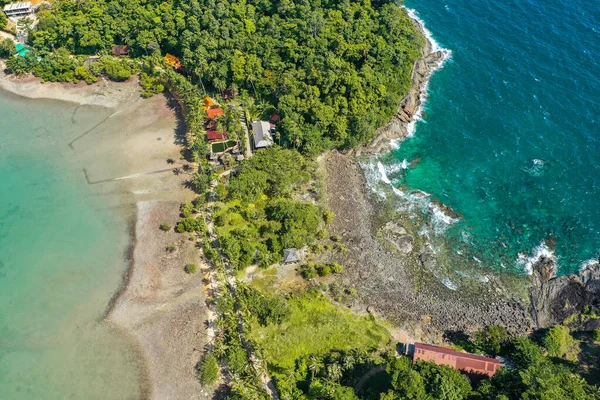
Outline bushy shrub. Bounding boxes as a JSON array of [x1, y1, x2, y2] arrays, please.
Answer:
[[0, 11, 7, 31], [184, 263, 198, 274], [300, 263, 343, 279], [160, 222, 171, 231], [98, 57, 133, 81], [74, 66, 97, 84], [140, 72, 164, 98], [593, 328, 600, 342], [476, 325, 508, 357], [197, 352, 219, 386], [0, 38, 14, 58], [166, 245, 176, 253], [176, 217, 207, 234], [543, 325, 579, 360]]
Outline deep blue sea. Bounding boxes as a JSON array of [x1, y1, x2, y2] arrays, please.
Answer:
[[378, 0, 600, 275]]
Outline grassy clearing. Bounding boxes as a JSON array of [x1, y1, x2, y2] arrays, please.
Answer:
[[249, 294, 390, 370]]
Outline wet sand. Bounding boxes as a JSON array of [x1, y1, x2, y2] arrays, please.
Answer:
[[1, 71, 213, 399]]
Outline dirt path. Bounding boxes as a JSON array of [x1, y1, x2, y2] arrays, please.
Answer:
[[203, 176, 278, 399]]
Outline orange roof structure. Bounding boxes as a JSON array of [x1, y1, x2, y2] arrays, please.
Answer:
[[207, 108, 224, 118], [164, 53, 182, 69], [203, 96, 214, 111], [413, 343, 501, 377]]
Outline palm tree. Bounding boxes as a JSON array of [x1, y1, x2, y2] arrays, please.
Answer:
[[308, 355, 324, 377], [326, 363, 343, 381], [342, 354, 355, 371]]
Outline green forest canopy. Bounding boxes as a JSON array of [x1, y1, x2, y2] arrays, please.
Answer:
[[29, 0, 425, 152]]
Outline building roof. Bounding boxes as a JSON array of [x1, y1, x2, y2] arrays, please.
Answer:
[[282, 248, 300, 264], [3, 2, 32, 12], [270, 113, 280, 121], [207, 131, 227, 141], [207, 108, 224, 118], [111, 45, 129, 56], [413, 342, 500, 377], [15, 43, 29, 57], [414, 343, 500, 364], [164, 53, 182, 69], [252, 121, 274, 148]]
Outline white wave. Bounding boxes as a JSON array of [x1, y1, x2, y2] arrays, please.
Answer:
[[401, 159, 410, 169], [429, 203, 459, 235], [401, 8, 452, 140], [405, 8, 447, 53], [377, 161, 391, 184], [456, 270, 490, 283], [441, 277, 458, 291], [579, 258, 599, 272], [359, 161, 388, 199], [516, 242, 556, 275]]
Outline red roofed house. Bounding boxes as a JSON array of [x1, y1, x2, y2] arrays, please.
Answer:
[[207, 108, 224, 119], [413, 343, 501, 377], [207, 131, 227, 141]]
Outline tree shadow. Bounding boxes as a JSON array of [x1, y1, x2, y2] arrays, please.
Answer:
[[443, 330, 478, 353], [163, 90, 188, 147]]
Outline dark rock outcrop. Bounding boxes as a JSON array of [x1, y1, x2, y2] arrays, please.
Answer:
[[529, 257, 600, 328]]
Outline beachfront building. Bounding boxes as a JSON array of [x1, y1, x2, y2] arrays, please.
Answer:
[[3, 2, 33, 18], [412, 342, 501, 377], [252, 120, 274, 149]]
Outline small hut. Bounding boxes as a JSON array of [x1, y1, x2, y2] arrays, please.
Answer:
[[111, 45, 129, 56], [282, 248, 300, 264]]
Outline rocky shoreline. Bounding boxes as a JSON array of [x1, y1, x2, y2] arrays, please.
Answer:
[[322, 152, 534, 340], [324, 10, 600, 340]]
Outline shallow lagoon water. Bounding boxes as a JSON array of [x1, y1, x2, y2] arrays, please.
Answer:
[[0, 90, 141, 399], [381, 0, 600, 275]]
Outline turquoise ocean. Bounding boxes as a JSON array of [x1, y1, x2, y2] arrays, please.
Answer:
[[376, 0, 600, 276], [0, 91, 141, 399]]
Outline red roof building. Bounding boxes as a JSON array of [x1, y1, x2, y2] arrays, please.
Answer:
[[207, 131, 227, 141], [413, 343, 501, 377], [207, 108, 224, 119], [270, 113, 280, 122]]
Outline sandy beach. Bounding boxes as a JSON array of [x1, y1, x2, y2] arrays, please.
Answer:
[[0, 72, 213, 399]]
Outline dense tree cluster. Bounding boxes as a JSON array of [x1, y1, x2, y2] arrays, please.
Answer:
[[259, 323, 600, 400], [12, 0, 424, 152], [214, 147, 327, 268]]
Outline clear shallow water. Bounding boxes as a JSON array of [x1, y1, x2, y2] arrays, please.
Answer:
[[0, 91, 141, 399], [381, 0, 600, 275]]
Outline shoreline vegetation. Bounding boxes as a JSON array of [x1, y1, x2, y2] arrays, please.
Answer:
[[2, 0, 600, 399]]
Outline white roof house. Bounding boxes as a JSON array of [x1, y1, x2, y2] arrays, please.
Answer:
[[3, 2, 33, 17], [252, 121, 274, 149]]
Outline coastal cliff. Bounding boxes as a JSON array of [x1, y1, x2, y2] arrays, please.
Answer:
[[530, 256, 600, 329]]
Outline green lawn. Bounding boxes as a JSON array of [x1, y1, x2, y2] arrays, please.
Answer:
[[211, 140, 238, 154], [249, 294, 391, 370]]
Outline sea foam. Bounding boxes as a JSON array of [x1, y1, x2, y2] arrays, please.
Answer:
[[403, 7, 452, 138], [516, 242, 557, 275]]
